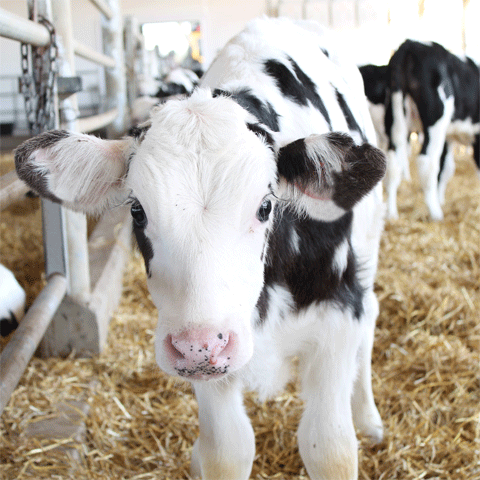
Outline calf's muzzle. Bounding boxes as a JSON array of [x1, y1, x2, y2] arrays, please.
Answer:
[[165, 327, 237, 380]]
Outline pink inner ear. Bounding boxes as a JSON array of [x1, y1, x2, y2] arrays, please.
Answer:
[[294, 181, 330, 201]]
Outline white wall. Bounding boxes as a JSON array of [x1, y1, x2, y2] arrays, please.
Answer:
[[120, 0, 266, 68]]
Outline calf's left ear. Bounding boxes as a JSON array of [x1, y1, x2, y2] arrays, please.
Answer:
[[15, 130, 133, 215], [277, 132, 386, 221]]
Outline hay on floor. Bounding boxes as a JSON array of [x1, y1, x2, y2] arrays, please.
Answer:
[[1, 146, 479, 479]]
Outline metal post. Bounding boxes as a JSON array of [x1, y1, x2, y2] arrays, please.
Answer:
[[51, 0, 90, 304], [302, 0, 308, 20], [124, 15, 139, 113], [102, 0, 126, 137], [24, 0, 69, 286]]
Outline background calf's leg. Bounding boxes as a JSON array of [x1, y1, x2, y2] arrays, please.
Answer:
[[437, 142, 455, 207], [385, 92, 410, 220], [416, 96, 454, 220]]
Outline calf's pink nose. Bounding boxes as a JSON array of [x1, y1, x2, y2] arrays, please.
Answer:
[[166, 328, 234, 378]]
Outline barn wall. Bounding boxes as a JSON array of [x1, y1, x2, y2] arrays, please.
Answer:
[[120, 0, 266, 68]]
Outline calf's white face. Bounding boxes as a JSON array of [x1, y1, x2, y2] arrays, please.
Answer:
[[127, 93, 277, 379]]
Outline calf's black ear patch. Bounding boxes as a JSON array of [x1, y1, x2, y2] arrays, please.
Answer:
[[331, 137, 386, 210], [277, 132, 386, 211], [277, 136, 316, 184], [14, 130, 71, 203]]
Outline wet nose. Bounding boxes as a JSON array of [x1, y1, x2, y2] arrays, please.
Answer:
[[166, 328, 234, 379]]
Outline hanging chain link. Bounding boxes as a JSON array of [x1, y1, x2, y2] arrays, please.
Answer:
[[20, 17, 58, 134]]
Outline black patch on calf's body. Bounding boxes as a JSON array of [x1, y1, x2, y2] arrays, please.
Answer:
[[438, 142, 448, 183], [0, 311, 19, 337], [255, 286, 270, 324], [156, 82, 188, 98], [14, 130, 70, 203], [247, 123, 275, 150], [263, 57, 332, 129], [358, 64, 388, 106], [474, 134, 480, 170], [213, 88, 280, 132], [335, 89, 367, 142], [257, 207, 364, 323], [130, 124, 151, 141], [277, 137, 315, 184]]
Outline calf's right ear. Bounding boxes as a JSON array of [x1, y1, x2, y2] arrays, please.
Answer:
[[14, 130, 133, 215]]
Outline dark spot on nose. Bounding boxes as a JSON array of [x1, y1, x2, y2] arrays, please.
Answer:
[[218, 333, 223, 339]]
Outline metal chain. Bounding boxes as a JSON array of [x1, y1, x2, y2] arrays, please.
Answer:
[[20, 17, 58, 134]]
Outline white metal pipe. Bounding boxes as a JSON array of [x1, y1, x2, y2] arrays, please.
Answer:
[[124, 16, 139, 111], [0, 7, 50, 46], [73, 39, 116, 68], [72, 108, 119, 133], [0, 172, 30, 211], [102, 0, 127, 136], [51, 0, 91, 303], [0, 274, 67, 414], [88, 0, 114, 20]]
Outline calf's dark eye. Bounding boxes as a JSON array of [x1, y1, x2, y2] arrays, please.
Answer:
[[256, 199, 272, 222], [131, 201, 147, 228]]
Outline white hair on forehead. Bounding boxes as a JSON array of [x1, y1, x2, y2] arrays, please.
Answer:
[[129, 88, 277, 252], [148, 88, 253, 153]]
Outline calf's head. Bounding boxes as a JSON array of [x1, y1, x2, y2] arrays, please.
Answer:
[[15, 89, 385, 381]]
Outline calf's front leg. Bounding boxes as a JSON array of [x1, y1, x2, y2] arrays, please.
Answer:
[[191, 378, 255, 480], [298, 313, 363, 480]]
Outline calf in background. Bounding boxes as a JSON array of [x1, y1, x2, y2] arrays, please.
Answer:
[[383, 40, 479, 220]]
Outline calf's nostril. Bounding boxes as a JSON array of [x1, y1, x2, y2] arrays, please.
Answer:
[[167, 335, 186, 360]]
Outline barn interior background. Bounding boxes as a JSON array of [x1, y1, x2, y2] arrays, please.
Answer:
[[1, 0, 479, 479]]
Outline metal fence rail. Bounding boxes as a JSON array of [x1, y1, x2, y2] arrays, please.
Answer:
[[0, 6, 50, 46]]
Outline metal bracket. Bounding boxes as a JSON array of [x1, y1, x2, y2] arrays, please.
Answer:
[[57, 76, 82, 99]]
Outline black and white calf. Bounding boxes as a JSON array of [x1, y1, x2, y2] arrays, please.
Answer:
[[359, 63, 421, 194], [131, 68, 200, 127], [0, 264, 26, 337], [155, 67, 200, 98], [15, 18, 386, 480], [385, 39, 480, 220]]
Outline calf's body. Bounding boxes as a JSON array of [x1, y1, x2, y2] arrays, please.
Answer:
[[15, 18, 385, 480], [384, 40, 480, 220]]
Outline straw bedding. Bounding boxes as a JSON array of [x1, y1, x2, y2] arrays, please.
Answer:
[[1, 145, 479, 479]]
